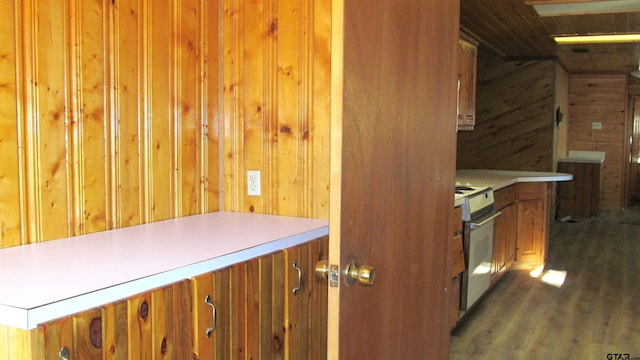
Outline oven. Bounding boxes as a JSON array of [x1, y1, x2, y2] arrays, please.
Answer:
[[456, 186, 501, 312]]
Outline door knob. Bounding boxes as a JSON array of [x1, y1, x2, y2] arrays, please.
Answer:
[[344, 260, 376, 287], [315, 260, 330, 280]]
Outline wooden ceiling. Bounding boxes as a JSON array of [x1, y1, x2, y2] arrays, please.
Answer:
[[460, 0, 640, 74]]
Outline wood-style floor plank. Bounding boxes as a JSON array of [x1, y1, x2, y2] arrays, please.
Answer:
[[450, 211, 640, 360]]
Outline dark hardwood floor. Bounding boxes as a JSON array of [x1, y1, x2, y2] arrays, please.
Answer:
[[450, 210, 640, 360]]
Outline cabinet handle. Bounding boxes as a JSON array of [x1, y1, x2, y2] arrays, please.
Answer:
[[204, 295, 216, 338], [58, 347, 70, 360], [292, 261, 302, 295]]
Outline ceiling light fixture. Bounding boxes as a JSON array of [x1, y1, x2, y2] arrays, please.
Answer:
[[528, 0, 640, 16], [554, 33, 640, 44]]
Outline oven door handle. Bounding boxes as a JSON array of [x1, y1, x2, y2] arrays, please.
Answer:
[[469, 211, 502, 229]]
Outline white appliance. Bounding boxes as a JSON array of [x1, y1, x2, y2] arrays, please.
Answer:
[[456, 186, 500, 312]]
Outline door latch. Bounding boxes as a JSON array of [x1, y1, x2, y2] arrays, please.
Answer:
[[315, 261, 340, 288]]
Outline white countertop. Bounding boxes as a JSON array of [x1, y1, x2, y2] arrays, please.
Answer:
[[0, 211, 329, 330], [558, 150, 606, 164], [455, 169, 573, 206]]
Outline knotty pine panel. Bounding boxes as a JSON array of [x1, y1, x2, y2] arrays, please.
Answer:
[[568, 74, 627, 211], [457, 48, 555, 172], [0, 0, 221, 247], [222, 0, 331, 218], [0, 0, 22, 248]]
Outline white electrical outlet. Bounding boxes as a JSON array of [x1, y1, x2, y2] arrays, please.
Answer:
[[592, 121, 602, 130], [247, 170, 261, 196]]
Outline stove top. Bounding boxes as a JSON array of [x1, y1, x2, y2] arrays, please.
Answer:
[[455, 184, 495, 221]]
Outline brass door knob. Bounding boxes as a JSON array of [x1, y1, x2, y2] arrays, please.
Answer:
[[315, 260, 330, 280], [344, 260, 376, 287]]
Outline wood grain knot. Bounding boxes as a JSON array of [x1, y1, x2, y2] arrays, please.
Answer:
[[280, 125, 291, 134], [160, 338, 168, 354], [89, 317, 102, 349], [273, 335, 282, 351], [139, 300, 149, 319]]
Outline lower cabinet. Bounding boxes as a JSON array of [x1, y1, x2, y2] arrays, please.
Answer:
[[38, 279, 192, 359], [192, 236, 328, 360], [9, 236, 328, 360], [516, 182, 549, 269]]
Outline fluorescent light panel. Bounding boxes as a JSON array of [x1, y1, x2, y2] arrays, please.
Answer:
[[532, 0, 640, 16], [554, 33, 640, 44]]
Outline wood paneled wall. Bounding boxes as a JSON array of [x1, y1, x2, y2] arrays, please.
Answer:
[[568, 74, 627, 211], [0, 0, 330, 248], [222, 0, 331, 217], [456, 48, 555, 171], [0, 0, 221, 247]]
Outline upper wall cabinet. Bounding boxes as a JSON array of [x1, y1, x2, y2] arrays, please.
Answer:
[[457, 37, 478, 131]]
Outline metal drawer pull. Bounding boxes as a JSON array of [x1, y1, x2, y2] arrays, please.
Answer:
[[205, 295, 216, 338], [59, 347, 70, 360], [293, 261, 302, 295]]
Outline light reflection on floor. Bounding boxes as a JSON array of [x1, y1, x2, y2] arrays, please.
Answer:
[[529, 266, 567, 288]]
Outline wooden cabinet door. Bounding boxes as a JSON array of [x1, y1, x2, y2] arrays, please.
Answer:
[[37, 314, 74, 359], [492, 202, 518, 284], [492, 212, 507, 282], [457, 38, 477, 130], [517, 182, 549, 269], [37, 307, 103, 359], [285, 237, 328, 360], [192, 267, 232, 359], [231, 252, 287, 359], [503, 203, 518, 268]]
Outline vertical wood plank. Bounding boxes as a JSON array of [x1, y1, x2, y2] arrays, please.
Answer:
[[213, 268, 232, 359], [73, 308, 103, 358], [231, 261, 247, 358], [245, 257, 260, 359], [176, 0, 202, 217], [275, 0, 304, 217], [172, 280, 192, 358], [35, 0, 72, 242], [76, 0, 110, 235], [148, 0, 175, 222], [241, 0, 267, 214], [204, 0, 222, 213], [270, 251, 285, 359], [310, 0, 332, 220], [310, 236, 328, 360], [259, 254, 273, 357], [0, 0, 22, 247], [285, 245, 302, 360], [114, 0, 143, 228], [127, 292, 153, 359], [103, 300, 129, 359]]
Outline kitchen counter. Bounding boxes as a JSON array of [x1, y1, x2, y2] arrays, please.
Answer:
[[455, 169, 573, 206], [558, 150, 605, 164], [0, 211, 329, 330]]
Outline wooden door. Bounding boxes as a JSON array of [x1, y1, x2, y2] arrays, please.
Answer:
[[330, 0, 459, 358]]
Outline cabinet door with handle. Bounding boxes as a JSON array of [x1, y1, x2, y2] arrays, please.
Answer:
[[285, 236, 328, 360], [37, 314, 74, 359], [191, 267, 231, 359], [37, 307, 104, 359]]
